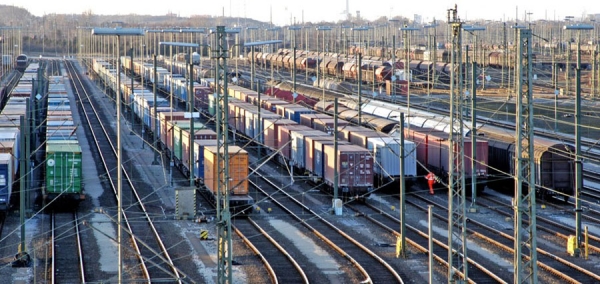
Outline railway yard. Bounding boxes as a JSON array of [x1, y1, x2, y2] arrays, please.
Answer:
[[2, 4, 600, 284]]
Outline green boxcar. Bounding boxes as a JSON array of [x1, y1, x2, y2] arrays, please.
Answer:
[[173, 121, 206, 161], [45, 141, 83, 198]]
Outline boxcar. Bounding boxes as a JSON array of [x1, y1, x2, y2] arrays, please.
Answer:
[[44, 141, 84, 201]]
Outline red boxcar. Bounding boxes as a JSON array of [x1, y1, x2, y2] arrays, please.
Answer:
[[404, 126, 488, 193], [323, 144, 373, 197]]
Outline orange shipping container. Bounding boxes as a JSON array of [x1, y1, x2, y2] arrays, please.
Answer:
[[203, 146, 249, 196]]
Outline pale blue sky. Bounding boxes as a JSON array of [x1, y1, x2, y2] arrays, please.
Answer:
[[11, 0, 597, 25]]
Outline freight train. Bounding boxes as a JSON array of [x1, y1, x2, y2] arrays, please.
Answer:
[[89, 58, 254, 214], [248, 48, 456, 92], [118, 55, 419, 198], [0, 62, 45, 211], [342, 97, 577, 200], [334, 98, 489, 193], [213, 85, 373, 198], [42, 74, 85, 204]]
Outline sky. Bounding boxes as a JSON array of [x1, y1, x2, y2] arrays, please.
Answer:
[[10, 0, 599, 26]]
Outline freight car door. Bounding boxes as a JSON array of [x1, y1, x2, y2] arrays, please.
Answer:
[[339, 152, 351, 188], [357, 153, 373, 187]]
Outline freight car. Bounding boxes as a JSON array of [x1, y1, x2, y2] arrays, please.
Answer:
[[402, 126, 488, 194], [470, 124, 575, 202]]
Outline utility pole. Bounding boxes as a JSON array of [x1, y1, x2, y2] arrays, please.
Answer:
[[470, 62, 478, 210], [447, 5, 468, 283], [513, 27, 538, 284], [333, 98, 339, 208], [152, 54, 160, 165], [398, 113, 406, 258], [503, 22, 507, 89], [358, 52, 362, 125], [213, 26, 233, 284], [13, 115, 30, 267], [564, 22, 594, 256]]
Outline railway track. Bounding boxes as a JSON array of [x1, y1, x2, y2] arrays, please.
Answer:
[[50, 211, 85, 284], [414, 193, 600, 283], [232, 217, 308, 284], [249, 163, 404, 283], [65, 60, 186, 283], [346, 201, 508, 283], [479, 195, 600, 255]]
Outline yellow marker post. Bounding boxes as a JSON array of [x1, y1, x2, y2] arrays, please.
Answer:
[[585, 226, 589, 260], [200, 230, 209, 240], [396, 236, 402, 258]]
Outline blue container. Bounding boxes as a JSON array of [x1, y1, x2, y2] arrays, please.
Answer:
[[285, 107, 315, 123], [194, 140, 219, 180], [0, 154, 14, 211], [314, 140, 334, 179]]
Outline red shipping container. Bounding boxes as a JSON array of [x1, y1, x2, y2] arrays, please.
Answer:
[[263, 118, 297, 150], [299, 113, 331, 128], [277, 124, 313, 160], [405, 126, 488, 176], [151, 107, 172, 134], [159, 112, 186, 148], [264, 99, 289, 113], [194, 86, 212, 111], [181, 129, 217, 168], [336, 126, 370, 141], [324, 144, 373, 195], [349, 130, 386, 148], [275, 104, 287, 117]]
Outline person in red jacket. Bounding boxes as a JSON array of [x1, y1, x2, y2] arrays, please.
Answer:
[[426, 172, 436, 195]]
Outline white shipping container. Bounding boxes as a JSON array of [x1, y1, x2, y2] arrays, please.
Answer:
[[290, 130, 328, 169], [367, 137, 417, 178]]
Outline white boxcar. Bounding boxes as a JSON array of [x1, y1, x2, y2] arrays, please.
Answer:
[[367, 137, 417, 179]]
